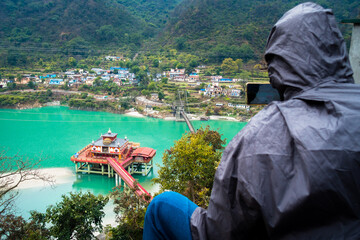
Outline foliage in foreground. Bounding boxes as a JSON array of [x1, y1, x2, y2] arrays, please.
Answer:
[[153, 126, 226, 207], [106, 127, 225, 239], [107, 184, 151, 240], [0, 126, 226, 239], [40, 191, 109, 240], [0, 191, 108, 239], [0, 212, 50, 240]]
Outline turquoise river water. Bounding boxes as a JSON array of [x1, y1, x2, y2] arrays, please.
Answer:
[[0, 106, 246, 222]]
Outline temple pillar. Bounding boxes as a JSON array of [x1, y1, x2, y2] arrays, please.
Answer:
[[143, 164, 147, 176]]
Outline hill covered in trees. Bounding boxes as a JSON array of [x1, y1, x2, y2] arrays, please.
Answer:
[[0, 0, 138, 47], [0, 0, 359, 66], [0, 0, 182, 58], [159, 0, 360, 63]]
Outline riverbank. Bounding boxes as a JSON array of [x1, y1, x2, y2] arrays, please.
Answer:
[[1, 102, 252, 122], [127, 110, 249, 122], [0, 90, 257, 122], [0, 89, 259, 122]]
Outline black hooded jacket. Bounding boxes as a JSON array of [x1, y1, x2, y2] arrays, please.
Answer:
[[190, 2, 360, 239]]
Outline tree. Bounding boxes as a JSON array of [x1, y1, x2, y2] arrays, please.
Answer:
[[93, 77, 102, 87], [108, 184, 150, 239], [152, 59, 159, 68], [154, 127, 226, 207], [239, 43, 255, 62], [68, 57, 77, 68], [169, 49, 177, 57], [158, 91, 165, 100], [141, 89, 150, 97], [0, 150, 53, 217], [188, 59, 199, 69], [176, 62, 185, 69], [147, 82, 156, 91], [138, 70, 149, 87], [0, 212, 51, 240], [0, 150, 53, 239], [0, 191, 107, 239], [221, 58, 237, 75], [131, 65, 140, 74], [0, 214, 26, 239], [187, 58, 199, 73], [25, 211, 51, 239], [235, 59, 243, 71], [80, 92, 88, 99], [8, 27, 31, 43], [27, 81, 35, 89], [161, 77, 168, 84], [42, 192, 108, 240], [119, 98, 131, 110]]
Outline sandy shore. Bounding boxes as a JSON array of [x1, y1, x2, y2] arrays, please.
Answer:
[[209, 115, 238, 121], [124, 111, 145, 118], [6, 167, 75, 190]]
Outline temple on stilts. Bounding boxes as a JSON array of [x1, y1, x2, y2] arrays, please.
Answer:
[[70, 129, 156, 199]]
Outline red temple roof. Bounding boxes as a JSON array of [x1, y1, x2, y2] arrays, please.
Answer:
[[131, 147, 156, 158]]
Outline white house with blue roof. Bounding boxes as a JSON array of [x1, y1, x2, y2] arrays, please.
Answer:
[[49, 79, 64, 85], [219, 78, 233, 83]]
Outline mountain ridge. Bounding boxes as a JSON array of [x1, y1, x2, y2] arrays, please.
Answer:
[[0, 0, 359, 65]]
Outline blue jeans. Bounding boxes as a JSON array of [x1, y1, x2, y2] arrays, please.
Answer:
[[143, 191, 198, 240]]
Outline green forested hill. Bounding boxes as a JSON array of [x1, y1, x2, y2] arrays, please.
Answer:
[[159, 0, 360, 63], [0, 0, 359, 67], [0, 0, 147, 48], [0, 0, 180, 59]]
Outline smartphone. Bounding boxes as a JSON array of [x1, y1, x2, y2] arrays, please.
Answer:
[[246, 83, 280, 105]]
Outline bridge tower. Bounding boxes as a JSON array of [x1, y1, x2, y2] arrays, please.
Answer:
[[173, 100, 185, 122], [173, 90, 195, 133], [173, 90, 187, 121]]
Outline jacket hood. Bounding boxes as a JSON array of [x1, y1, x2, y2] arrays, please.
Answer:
[[265, 2, 353, 100]]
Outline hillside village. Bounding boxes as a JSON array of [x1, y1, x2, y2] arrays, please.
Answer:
[[1, 66, 245, 97], [0, 55, 266, 121]]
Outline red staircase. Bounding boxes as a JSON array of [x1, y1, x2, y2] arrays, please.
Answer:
[[107, 157, 151, 200]]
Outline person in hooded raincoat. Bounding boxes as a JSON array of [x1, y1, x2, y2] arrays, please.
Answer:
[[144, 2, 360, 240]]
